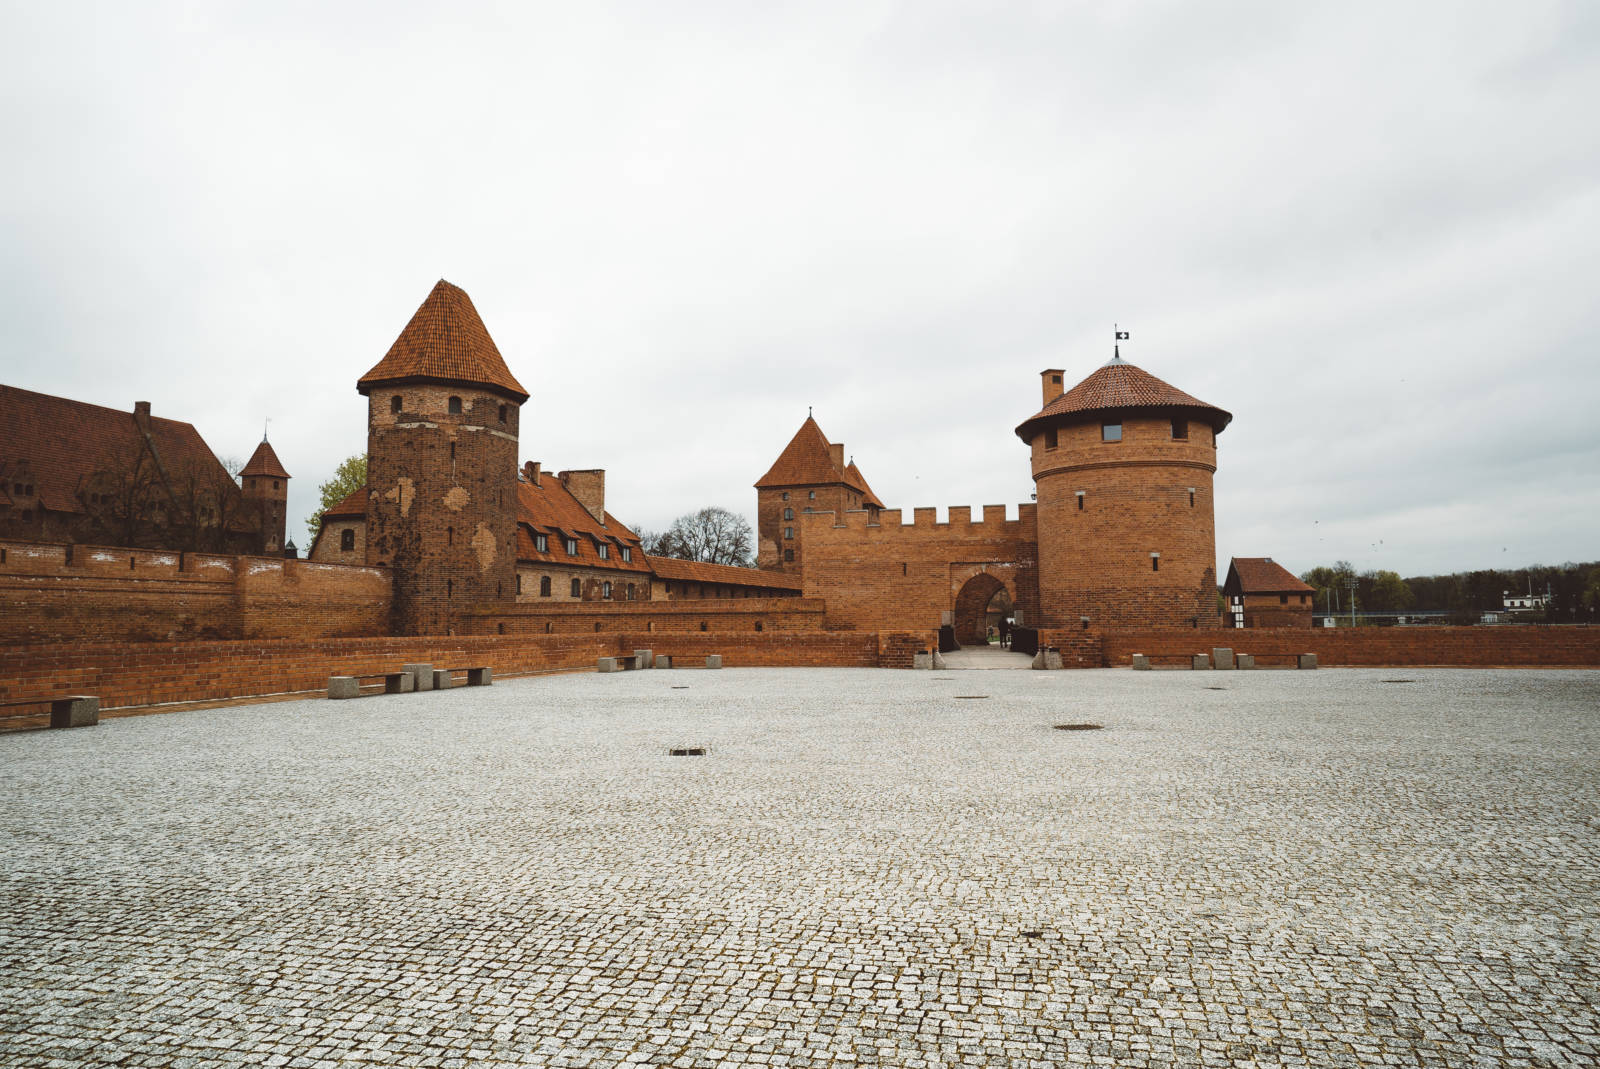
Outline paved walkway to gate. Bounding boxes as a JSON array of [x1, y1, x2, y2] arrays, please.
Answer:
[[938, 644, 1036, 669], [3, 667, 1598, 1067]]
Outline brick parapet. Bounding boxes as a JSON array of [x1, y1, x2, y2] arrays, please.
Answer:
[[459, 598, 830, 635], [1101, 626, 1600, 668]]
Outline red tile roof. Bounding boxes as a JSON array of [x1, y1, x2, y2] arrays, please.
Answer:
[[846, 461, 884, 509], [645, 555, 804, 591], [241, 439, 290, 479], [358, 280, 529, 402], [0, 385, 238, 518], [755, 416, 850, 488], [515, 473, 650, 572], [1015, 358, 1231, 441], [321, 485, 368, 519], [1226, 557, 1314, 594]]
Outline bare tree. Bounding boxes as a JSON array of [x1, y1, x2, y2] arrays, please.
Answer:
[[653, 507, 754, 567]]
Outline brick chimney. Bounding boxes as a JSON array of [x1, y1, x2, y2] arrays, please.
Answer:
[[560, 469, 606, 524], [828, 442, 844, 472], [1040, 369, 1065, 406], [523, 460, 541, 487]]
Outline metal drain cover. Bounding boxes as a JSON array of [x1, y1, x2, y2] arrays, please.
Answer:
[[1054, 723, 1103, 731], [668, 747, 707, 757], [953, 695, 989, 700]]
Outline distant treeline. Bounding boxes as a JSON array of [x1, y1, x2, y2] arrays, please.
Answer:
[[1298, 560, 1600, 624]]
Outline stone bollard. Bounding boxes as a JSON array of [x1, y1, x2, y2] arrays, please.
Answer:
[[633, 649, 653, 670], [1236, 654, 1255, 670], [705, 655, 723, 670], [912, 650, 933, 670], [1191, 654, 1211, 670], [327, 676, 360, 699], [931, 651, 947, 670], [1131, 654, 1151, 670], [654, 654, 673, 669], [404, 663, 434, 692], [1298, 653, 1318, 670], [1211, 648, 1235, 670], [50, 696, 99, 728], [1045, 647, 1063, 670], [1031, 649, 1048, 670], [597, 657, 620, 673]]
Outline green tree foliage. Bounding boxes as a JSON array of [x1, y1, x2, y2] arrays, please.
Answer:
[[1301, 559, 1600, 623], [305, 455, 367, 545]]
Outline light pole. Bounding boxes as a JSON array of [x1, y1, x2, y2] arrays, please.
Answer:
[[1345, 576, 1359, 628]]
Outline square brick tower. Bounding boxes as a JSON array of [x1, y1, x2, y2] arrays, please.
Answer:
[[1015, 353, 1231, 630], [358, 280, 527, 636], [239, 437, 290, 555], [754, 416, 883, 572]]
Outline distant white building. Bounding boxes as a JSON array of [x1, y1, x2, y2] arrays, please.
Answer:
[[1503, 590, 1550, 611]]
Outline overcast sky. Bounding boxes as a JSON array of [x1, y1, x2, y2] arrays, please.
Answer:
[[3, 1, 1596, 578]]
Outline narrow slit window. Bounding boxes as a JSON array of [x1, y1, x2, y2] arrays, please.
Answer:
[[1076, 491, 1085, 511], [1188, 488, 1195, 508], [1150, 553, 1160, 572], [498, 404, 507, 423]]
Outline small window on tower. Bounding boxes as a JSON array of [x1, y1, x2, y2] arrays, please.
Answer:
[[1044, 428, 1057, 450], [498, 404, 507, 423], [1151, 553, 1160, 572], [390, 395, 402, 414], [784, 508, 794, 521], [570, 578, 581, 597], [1189, 488, 1195, 508], [447, 526, 454, 546], [340, 529, 354, 551], [1171, 418, 1188, 440], [602, 581, 612, 599], [781, 492, 789, 501], [784, 527, 793, 539], [448, 396, 462, 414], [1102, 422, 1122, 442], [809, 491, 816, 500], [1076, 491, 1085, 511], [272, 480, 279, 490], [784, 549, 794, 562], [1280, 594, 1289, 604]]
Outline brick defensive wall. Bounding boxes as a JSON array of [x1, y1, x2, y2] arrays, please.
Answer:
[[0, 539, 391, 644], [1101, 626, 1600, 668], [457, 597, 830, 636], [797, 505, 1039, 636]]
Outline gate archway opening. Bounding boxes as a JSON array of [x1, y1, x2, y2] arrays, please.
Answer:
[[953, 572, 1013, 647]]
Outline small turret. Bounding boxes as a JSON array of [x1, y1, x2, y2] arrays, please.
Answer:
[[240, 435, 290, 555]]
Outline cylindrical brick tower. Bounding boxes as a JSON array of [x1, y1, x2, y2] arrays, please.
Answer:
[[239, 436, 290, 555], [357, 280, 527, 636], [1015, 352, 1231, 630]]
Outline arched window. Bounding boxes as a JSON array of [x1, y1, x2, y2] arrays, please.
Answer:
[[540, 575, 551, 597], [390, 395, 402, 414], [570, 577, 581, 598], [340, 529, 354, 551], [602, 581, 612, 599], [448, 396, 462, 414]]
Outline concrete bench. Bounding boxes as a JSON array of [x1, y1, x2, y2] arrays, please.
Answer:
[[1131, 653, 1151, 670], [654, 654, 673, 669], [402, 663, 434, 692], [1236, 653, 1256, 669], [1191, 654, 1211, 670], [0, 695, 99, 729], [1211, 647, 1235, 670], [432, 666, 492, 690], [328, 672, 414, 699], [705, 655, 722, 670], [1298, 653, 1318, 670], [633, 649, 653, 670]]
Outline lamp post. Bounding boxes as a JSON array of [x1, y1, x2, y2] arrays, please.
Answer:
[[1345, 576, 1359, 628]]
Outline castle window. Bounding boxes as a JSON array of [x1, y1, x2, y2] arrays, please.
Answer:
[[626, 583, 635, 600], [447, 579, 453, 598], [535, 533, 548, 552], [621, 546, 631, 562], [1150, 552, 1160, 572], [597, 543, 609, 559], [1171, 418, 1188, 440], [390, 395, 402, 413], [449, 442, 456, 460], [784, 549, 794, 562], [247, 478, 254, 489], [272, 480, 279, 490], [1102, 422, 1122, 442], [570, 578, 581, 597], [447, 526, 454, 546], [700, 621, 708, 632], [781, 492, 789, 501], [784, 527, 793, 539], [540, 575, 551, 596], [498, 404, 507, 423], [1188, 488, 1195, 508], [784, 508, 793, 521], [602, 581, 612, 599], [516, 575, 522, 594], [1076, 491, 1085, 511], [1044, 428, 1057, 450], [1300, 594, 1307, 604], [808, 491, 816, 500], [340, 529, 354, 551], [565, 538, 578, 556], [448, 396, 462, 414], [1280, 594, 1289, 604], [755, 621, 763, 632]]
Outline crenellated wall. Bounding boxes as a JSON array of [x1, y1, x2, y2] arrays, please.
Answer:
[[797, 505, 1039, 634], [0, 539, 391, 643]]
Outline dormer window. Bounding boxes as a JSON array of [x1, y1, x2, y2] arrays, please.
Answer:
[[598, 543, 610, 560], [340, 529, 354, 551], [621, 546, 631, 562], [565, 537, 578, 556], [535, 533, 548, 552], [448, 396, 462, 414]]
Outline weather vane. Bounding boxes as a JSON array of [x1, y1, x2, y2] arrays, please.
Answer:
[[1113, 324, 1129, 361], [262, 417, 270, 443]]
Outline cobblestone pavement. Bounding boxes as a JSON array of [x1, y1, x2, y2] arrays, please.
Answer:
[[3, 667, 1598, 1068]]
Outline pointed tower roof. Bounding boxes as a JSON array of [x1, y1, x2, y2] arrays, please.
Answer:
[[357, 280, 529, 402], [845, 460, 884, 508], [241, 438, 290, 479], [755, 416, 850, 488], [1015, 359, 1231, 442]]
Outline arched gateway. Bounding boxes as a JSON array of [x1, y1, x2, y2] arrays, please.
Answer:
[[952, 571, 1014, 647]]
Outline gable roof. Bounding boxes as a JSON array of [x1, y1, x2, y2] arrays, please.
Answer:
[[0, 385, 238, 517], [241, 439, 290, 479], [358, 280, 529, 402], [645, 555, 804, 591], [1226, 557, 1314, 595], [320, 485, 368, 519], [756, 416, 850, 488], [845, 460, 884, 509], [1015, 357, 1231, 441], [515, 472, 650, 572]]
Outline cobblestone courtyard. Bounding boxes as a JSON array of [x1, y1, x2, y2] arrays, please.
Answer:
[[4, 667, 1598, 1068]]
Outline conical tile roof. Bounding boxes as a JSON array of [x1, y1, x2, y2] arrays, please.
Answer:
[[358, 280, 529, 402], [241, 438, 290, 479], [1015, 358, 1230, 441], [755, 416, 849, 488], [846, 461, 884, 508]]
